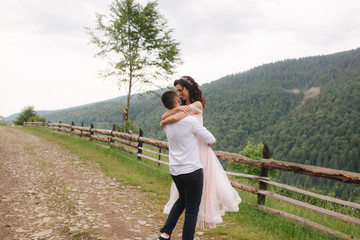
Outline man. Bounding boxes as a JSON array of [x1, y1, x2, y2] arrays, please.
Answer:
[[159, 91, 216, 240]]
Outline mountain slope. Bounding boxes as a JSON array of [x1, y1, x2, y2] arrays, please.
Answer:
[[131, 48, 360, 199], [31, 48, 360, 199]]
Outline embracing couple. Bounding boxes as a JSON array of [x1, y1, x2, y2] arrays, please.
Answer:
[[158, 76, 241, 240]]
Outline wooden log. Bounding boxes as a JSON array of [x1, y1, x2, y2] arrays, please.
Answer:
[[261, 180, 360, 210], [258, 189, 360, 225], [138, 136, 169, 150], [215, 151, 261, 167], [230, 181, 258, 194], [112, 131, 139, 141], [111, 137, 138, 148], [215, 150, 360, 185], [24, 121, 45, 126], [26, 121, 45, 126], [71, 131, 91, 138], [59, 123, 72, 128], [138, 147, 169, 157], [71, 126, 91, 132], [257, 205, 359, 240], [109, 143, 137, 155], [62, 128, 72, 133], [225, 171, 270, 180], [137, 153, 169, 166], [93, 128, 112, 136], [108, 131, 169, 149], [72, 131, 82, 136], [260, 158, 360, 185], [80, 132, 91, 138], [90, 135, 110, 143]]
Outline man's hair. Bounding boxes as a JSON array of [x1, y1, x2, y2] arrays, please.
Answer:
[[161, 91, 178, 109]]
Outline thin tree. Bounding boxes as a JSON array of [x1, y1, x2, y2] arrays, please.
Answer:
[[86, 0, 182, 130]]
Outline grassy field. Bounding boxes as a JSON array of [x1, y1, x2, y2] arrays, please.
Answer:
[[19, 126, 359, 240]]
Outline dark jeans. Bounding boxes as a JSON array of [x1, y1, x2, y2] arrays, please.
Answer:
[[160, 168, 203, 240]]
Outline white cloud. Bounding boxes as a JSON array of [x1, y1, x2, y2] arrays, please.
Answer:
[[1, 0, 360, 117]]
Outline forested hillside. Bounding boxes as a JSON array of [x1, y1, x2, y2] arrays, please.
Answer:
[[42, 48, 360, 200]]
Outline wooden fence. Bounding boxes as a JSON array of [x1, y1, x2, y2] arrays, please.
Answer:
[[24, 121, 360, 240]]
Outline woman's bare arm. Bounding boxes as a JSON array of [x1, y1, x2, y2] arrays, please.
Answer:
[[161, 107, 180, 120], [160, 102, 202, 128], [160, 112, 188, 128], [191, 101, 204, 112]]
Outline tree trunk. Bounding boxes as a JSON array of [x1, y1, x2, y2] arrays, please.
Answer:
[[123, 80, 131, 132], [122, 21, 133, 132]]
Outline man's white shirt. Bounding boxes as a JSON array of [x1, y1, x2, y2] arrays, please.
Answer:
[[163, 115, 215, 176]]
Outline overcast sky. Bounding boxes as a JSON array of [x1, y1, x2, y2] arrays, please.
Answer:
[[1, 0, 359, 117]]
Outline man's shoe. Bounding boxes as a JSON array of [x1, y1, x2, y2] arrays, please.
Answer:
[[158, 236, 170, 240]]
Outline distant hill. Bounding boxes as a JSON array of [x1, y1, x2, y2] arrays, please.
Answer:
[[4, 94, 147, 123], [37, 89, 165, 130], [4, 96, 124, 122], [13, 48, 360, 201]]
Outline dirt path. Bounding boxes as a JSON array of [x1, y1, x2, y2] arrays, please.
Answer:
[[0, 127, 170, 240]]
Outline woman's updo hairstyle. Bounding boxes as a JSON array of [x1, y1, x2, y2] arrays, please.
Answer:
[[174, 76, 206, 109]]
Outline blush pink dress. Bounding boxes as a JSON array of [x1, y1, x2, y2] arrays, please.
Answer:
[[163, 105, 241, 229]]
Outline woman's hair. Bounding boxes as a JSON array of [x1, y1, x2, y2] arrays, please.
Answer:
[[173, 76, 206, 109]]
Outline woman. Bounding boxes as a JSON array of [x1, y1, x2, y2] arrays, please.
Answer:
[[161, 76, 241, 229]]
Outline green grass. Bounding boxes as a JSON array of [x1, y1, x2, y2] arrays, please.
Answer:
[[18, 126, 359, 240], [205, 189, 349, 240]]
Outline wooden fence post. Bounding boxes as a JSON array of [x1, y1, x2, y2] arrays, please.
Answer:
[[71, 121, 75, 133], [110, 124, 116, 146], [158, 148, 162, 167], [257, 143, 270, 205], [137, 128, 144, 160], [58, 121, 61, 132], [90, 123, 94, 140], [80, 122, 84, 137]]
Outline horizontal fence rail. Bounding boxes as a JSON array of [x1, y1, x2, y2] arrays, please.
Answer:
[[214, 151, 360, 185], [24, 121, 360, 240]]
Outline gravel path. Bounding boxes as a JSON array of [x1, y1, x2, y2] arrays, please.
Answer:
[[0, 127, 168, 240]]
